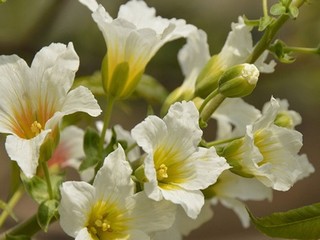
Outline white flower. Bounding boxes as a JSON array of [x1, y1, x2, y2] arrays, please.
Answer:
[[219, 16, 276, 73], [262, 98, 302, 128], [131, 101, 230, 219], [162, 29, 210, 111], [0, 43, 101, 178], [59, 145, 176, 240], [212, 98, 261, 139], [78, 0, 196, 99], [153, 202, 213, 240], [223, 97, 314, 191], [209, 170, 272, 228]]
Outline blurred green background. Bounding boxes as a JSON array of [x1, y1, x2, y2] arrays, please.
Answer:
[[0, 0, 319, 239]]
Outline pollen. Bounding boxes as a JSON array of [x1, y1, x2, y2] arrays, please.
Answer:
[[31, 121, 42, 136], [157, 164, 168, 181]]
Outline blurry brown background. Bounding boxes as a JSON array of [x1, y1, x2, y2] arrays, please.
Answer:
[[0, 0, 319, 239]]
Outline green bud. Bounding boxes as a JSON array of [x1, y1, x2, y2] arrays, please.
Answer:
[[274, 112, 294, 128], [218, 63, 259, 98], [194, 55, 225, 98]]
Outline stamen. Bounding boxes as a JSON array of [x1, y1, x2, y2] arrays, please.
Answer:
[[31, 121, 42, 136], [157, 164, 168, 181]]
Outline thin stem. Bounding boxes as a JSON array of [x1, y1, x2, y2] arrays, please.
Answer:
[[41, 161, 54, 200], [0, 186, 24, 227], [262, 0, 268, 17], [199, 89, 219, 114], [283, 46, 320, 55], [202, 136, 243, 148], [99, 96, 116, 154], [246, 0, 307, 64]]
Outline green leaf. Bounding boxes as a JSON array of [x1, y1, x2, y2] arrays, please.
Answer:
[[289, 5, 299, 18], [73, 71, 104, 96], [270, 3, 287, 16], [20, 174, 49, 204], [269, 39, 296, 63], [249, 202, 320, 239], [132, 74, 169, 105], [258, 16, 274, 31], [80, 127, 101, 171], [37, 199, 59, 232]]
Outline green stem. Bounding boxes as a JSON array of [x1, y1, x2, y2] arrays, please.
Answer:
[[41, 161, 53, 200], [246, 0, 306, 64], [99, 96, 116, 154], [202, 136, 243, 148], [0, 186, 24, 227], [0, 214, 46, 240], [262, 0, 268, 17], [283, 46, 320, 55]]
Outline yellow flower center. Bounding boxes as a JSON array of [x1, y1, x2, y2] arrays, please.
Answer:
[[156, 164, 168, 181], [30, 121, 42, 137], [87, 200, 129, 240]]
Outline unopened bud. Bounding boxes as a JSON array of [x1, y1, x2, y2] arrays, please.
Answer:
[[218, 63, 259, 98]]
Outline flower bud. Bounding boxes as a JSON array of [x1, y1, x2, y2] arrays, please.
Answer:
[[218, 63, 259, 98], [274, 112, 295, 128]]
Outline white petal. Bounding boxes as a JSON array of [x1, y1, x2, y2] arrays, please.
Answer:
[[162, 101, 202, 157], [75, 228, 93, 240], [78, 0, 99, 12], [31, 42, 79, 93], [213, 98, 261, 139], [295, 154, 314, 181], [177, 202, 213, 236], [129, 192, 176, 233], [59, 181, 95, 237], [0, 55, 32, 134], [61, 86, 101, 117], [131, 115, 167, 153], [178, 29, 210, 79], [126, 230, 150, 240], [93, 145, 134, 200], [161, 187, 204, 219], [177, 147, 229, 190], [5, 130, 50, 178], [219, 197, 251, 228]]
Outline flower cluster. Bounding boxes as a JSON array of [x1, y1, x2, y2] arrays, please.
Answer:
[[0, 0, 318, 240]]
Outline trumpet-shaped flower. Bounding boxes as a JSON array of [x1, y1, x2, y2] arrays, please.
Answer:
[[131, 101, 230, 219], [222, 97, 314, 191], [59, 145, 176, 240], [0, 43, 101, 177], [78, 0, 197, 99], [207, 170, 272, 228]]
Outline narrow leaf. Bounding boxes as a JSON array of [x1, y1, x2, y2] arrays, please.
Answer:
[[249, 202, 320, 239], [80, 127, 101, 171], [37, 199, 59, 232]]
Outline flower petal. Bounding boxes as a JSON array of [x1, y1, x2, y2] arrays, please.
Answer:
[[161, 187, 204, 219], [61, 86, 101, 117], [129, 192, 176, 233], [31, 42, 79, 93], [5, 130, 50, 177], [75, 228, 93, 240], [93, 145, 134, 201], [59, 181, 95, 237]]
